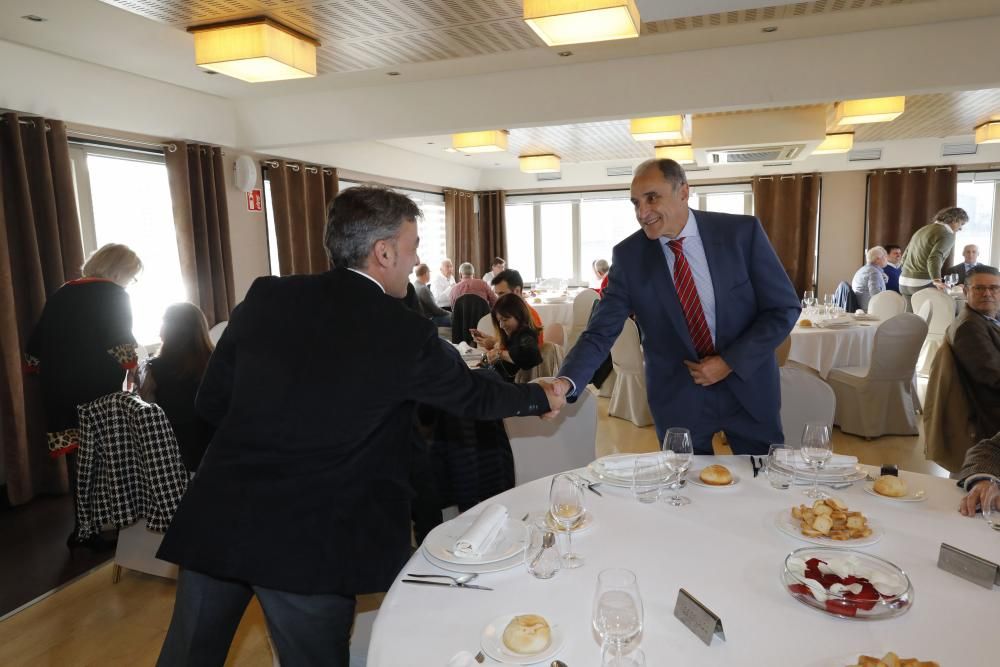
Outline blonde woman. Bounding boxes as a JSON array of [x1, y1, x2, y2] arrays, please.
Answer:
[[25, 243, 142, 549]]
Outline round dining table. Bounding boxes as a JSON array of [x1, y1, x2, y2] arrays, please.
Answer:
[[366, 456, 997, 666], [788, 321, 879, 379], [529, 301, 575, 333]]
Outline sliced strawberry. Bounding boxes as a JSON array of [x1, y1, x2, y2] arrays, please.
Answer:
[[825, 598, 858, 617], [788, 583, 812, 596]]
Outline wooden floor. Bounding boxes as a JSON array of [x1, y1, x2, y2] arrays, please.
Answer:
[[0, 397, 943, 666]]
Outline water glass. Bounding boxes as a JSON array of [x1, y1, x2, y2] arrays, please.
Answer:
[[592, 569, 643, 664], [983, 480, 1000, 531], [632, 454, 668, 504], [524, 523, 560, 579], [765, 444, 793, 490], [801, 423, 832, 499], [602, 647, 646, 667], [661, 428, 693, 506], [549, 473, 584, 568]]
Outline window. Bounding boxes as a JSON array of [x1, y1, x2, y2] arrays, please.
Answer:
[[689, 184, 754, 215], [539, 202, 574, 281], [505, 203, 536, 282], [71, 145, 184, 346], [580, 197, 636, 285], [956, 173, 999, 266]]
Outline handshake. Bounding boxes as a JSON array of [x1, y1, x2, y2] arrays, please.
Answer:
[[533, 377, 571, 420]]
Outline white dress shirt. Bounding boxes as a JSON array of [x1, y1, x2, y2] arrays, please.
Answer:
[[430, 273, 455, 307], [659, 209, 717, 345]]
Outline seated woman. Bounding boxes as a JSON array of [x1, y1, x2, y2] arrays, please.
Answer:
[[139, 303, 215, 472], [851, 245, 889, 312], [486, 293, 544, 382]]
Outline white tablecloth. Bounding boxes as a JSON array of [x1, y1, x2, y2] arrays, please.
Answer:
[[788, 323, 878, 379], [368, 457, 998, 667], [530, 302, 574, 332]]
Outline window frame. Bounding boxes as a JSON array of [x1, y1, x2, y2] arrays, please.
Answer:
[[957, 170, 1000, 267]]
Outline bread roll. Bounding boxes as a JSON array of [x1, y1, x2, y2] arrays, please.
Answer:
[[502, 614, 551, 654], [799, 319, 813, 327], [699, 464, 733, 486], [873, 475, 907, 498]]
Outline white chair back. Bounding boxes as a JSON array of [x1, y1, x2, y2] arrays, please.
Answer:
[[608, 319, 654, 427], [545, 322, 566, 348], [916, 300, 933, 324], [867, 291, 905, 319], [567, 289, 599, 350], [208, 320, 228, 345], [610, 318, 644, 374], [476, 313, 494, 337], [867, 313, 928, 380], [779, 367, 836, 446], [515, 342, 566, 383], [912, 289, 955, 374]]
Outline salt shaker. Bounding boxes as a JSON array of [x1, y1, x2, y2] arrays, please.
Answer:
[[526, 528, 560, 579]]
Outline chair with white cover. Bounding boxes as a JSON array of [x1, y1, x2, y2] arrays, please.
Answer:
[[778, 367, 836, 446], [208, 320, 228, 345], [826, 313, 928, 438], [566, 289, 599, 351], [911, 288, 956, 375], [476, 313, 494, 338], [607, 319, 654, 427], [867, 291, 905, 319], [545, 322, 566, 348], [504, 384, 598, 486], [515, 342, 565, 383]]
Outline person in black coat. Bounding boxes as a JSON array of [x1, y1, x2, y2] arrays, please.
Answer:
[[486, 292, 544, 382], [139, 302, 215, 473], [155, 185, 565, 667]]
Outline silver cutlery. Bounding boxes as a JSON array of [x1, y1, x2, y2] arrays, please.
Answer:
[[402, 579, 493, 591], [570, 474, 603, 497], [407, 572, 478, 585], [475, 651, 485, 664]]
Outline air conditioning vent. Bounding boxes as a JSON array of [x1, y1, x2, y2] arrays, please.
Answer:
[[706, 144, 805, 164], [763, 162, 793, 167], [942, 142, 977, 157], [684, 165, 710, 172], [606, 166, 633, 177], [536, 172, 561, 181], [848, 148, 882, 162]]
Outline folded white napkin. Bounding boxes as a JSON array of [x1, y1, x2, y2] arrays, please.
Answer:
[[775, 449, 858, 472], [453, 341, 476, 356], [453, 504, 507, 558], [595, 455, 640, 474], [815, 317, 855, 328]]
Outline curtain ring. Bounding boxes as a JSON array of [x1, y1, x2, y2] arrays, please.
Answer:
[[166, 143, 178, 153], [290, 164, 300, 172]]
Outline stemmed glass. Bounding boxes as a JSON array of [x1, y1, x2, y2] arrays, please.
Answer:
[[801, 422, 833, 499], [945, 273, 959, 289], [549, 473, 584, 568], [822, 294, 834, 317], [592, 568, 644, 666], [983, 480, 1000, 531], [661, 427, 693, 506], [802, 290, 816, 312]]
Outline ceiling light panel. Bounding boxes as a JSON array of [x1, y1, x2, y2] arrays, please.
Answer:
[[834, 97, 906, 125], [523, 0, 640, 46], [189, 19, 317, 82]]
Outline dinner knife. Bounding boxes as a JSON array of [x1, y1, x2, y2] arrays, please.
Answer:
[[402, 579, 493, 591]]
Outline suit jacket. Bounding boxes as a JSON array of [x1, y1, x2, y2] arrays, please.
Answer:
[[559, 209, 800, 435], [957, 431, 1000, 487], [946, 305, 1000, 441], [157, 269, 549, 595], [415, 281, 448, 318], [942, 262, 978, 285]]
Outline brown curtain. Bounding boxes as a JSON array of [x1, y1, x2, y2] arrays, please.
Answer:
[[867, 166, 957, 249], [165, 142, 236, 328], [752, 173, 820, 295], [266, 161, 338, 275], [446, 189, 476, 268], [0, 113, 85, 504], [476, 190, 507, 273]]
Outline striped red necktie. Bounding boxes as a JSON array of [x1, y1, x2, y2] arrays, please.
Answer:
[[667, 238, 715, 357]]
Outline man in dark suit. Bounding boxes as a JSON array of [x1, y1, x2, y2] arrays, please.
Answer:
[[555, 159, 800, 454], [155, 186, 564, 666], [947, 265, 1000, 443], [943, 244, 981, 285], [413, 262, 452, 326]]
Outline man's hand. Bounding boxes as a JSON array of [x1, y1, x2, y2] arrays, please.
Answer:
[[933, 280, 948, 291], [684, 356, 732, 386], [470, 329, 496, 350], [537, 378, 567, 420], [959, 479, 994, 516]]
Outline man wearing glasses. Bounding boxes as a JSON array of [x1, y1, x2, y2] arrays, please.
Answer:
[[947, 265, 1000, 442]]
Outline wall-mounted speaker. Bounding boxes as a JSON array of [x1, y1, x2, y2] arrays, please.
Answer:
[[234, 155, 258, 192]]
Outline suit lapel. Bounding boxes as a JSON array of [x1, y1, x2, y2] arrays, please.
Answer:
[[643, 231, 697, 358], [694, 210, 728, 347]]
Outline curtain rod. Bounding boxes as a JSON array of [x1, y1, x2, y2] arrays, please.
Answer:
[[69, 130, 177, 152], [263, 159, 334, 175]]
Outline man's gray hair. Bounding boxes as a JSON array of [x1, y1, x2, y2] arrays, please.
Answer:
[[458, 262, 475, 277], [965, 264, 1000, 284], [635, 158, 688, 190], [593, 259, 610, 274], [933, 206, 968, 227], [324, 185, 422, 269], [866, 246, 887, 264]]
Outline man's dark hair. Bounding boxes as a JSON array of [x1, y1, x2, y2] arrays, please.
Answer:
[[324, 185, 421, 270], [414, 263, 430, 278], [884, 244, 901, 254], [491, 257, 505, 268], [636, 158, 688, 189], [965, 264, 1000, 284], [491, 269, 524, 291]]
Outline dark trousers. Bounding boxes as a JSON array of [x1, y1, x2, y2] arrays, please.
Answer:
[[157, 569, 356, 667], [657, 382, 778, 456]]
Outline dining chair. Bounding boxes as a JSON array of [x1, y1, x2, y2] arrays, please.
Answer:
[[566, 288, 599, 351], [451, 294, 491, 345], [545, 322, 566, 348], [911, 288, 957, 376], [868, 291, 905, 319], [922, 340, 977, 472], [778, 366, 835, 445], [607, 318, 654, 427], [826, 313, 927, 438], [476, 313, 494, 338], [208, 320, 228, 345]]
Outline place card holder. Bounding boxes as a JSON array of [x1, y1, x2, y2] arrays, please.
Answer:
[[937, 543, 1000, 589], [673, 588, 725, 646]]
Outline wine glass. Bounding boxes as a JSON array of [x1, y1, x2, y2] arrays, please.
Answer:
[[822, 294, 834, 317], [802, 290, 815, 311], [983, 480, 1000, 531], [946, 273, 959, 289], [661, 427, 693, 506], [592, 568, 644, 666], [549, 473, 584, 568], [800, 422, 832, 499]]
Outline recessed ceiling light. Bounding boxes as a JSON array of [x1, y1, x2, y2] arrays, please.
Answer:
[[22, 14, 47, 22], [558, 51, 573, 57], [387, 71, 401, 76], [762, 26, 777, 33]]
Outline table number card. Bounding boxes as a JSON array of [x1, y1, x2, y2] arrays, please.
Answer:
[[937, 543, 1000, 589], [673, 588, 725, 646]]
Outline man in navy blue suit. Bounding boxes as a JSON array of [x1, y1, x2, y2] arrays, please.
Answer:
[[555, 159, 800, 454]]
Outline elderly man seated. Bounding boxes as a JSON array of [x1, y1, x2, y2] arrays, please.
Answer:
[[430, 258, 455, 308], [957, 431, 1000, 517], [947, 265, 1000, 442], [448, 262, 497, 308], [851, 246, 889, 311]]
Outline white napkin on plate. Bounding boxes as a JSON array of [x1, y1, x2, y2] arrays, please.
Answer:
[[595, 455, 640, 474], [776, 449, 857, 472], [453, 504, 507, 558], [815, 317, 855, 328]]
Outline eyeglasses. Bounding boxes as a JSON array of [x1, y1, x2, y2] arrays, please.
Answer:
[[970, 285, 1000, 294]]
